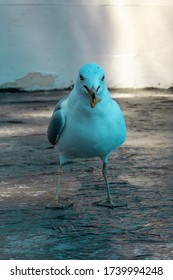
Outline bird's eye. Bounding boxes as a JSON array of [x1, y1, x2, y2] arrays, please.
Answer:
[[80, 74, 84, 81], [101, 75, 105, 81]]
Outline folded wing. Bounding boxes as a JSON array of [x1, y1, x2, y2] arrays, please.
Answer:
[[47, 95, 69, 145]]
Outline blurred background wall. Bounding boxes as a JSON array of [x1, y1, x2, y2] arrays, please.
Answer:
[[0, 0, 173, 91]]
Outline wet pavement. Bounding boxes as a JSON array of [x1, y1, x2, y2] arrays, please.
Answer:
[[0, 89, 173, 260]]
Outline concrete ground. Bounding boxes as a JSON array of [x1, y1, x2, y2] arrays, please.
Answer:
[[0, 89, 173, 260]]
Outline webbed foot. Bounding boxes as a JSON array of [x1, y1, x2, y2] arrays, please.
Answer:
[[94, 197, 127, 209], [46, 198, 73, 209]]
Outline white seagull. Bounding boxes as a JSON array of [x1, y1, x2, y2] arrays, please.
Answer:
[[47, 63, 126, 208]]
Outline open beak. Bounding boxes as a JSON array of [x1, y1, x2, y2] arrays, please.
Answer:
[[84, 86, 102, 108]]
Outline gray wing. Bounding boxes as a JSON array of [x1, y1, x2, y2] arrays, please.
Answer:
[[47, 95, 69, 145]]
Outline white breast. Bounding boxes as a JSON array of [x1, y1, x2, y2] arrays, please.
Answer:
[[55, 97, 126, 164]]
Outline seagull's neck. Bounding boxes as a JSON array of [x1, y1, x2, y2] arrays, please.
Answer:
[[67, 88, 112, 117]]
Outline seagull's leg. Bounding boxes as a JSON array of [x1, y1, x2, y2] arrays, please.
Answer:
[[55, 164, 62, 201], [102, 162, 114, 206], [46, 164, 73, 209], [95, 162, 115, 208], [95, 162, 127, 208]]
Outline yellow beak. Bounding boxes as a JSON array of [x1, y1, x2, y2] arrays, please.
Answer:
[[84, 86, 102, 108]]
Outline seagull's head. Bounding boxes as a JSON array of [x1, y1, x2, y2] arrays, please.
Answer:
[[76, 63, 106, 108]]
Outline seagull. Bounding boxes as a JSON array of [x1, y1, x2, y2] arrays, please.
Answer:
[[47, 63, 126, 208]]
